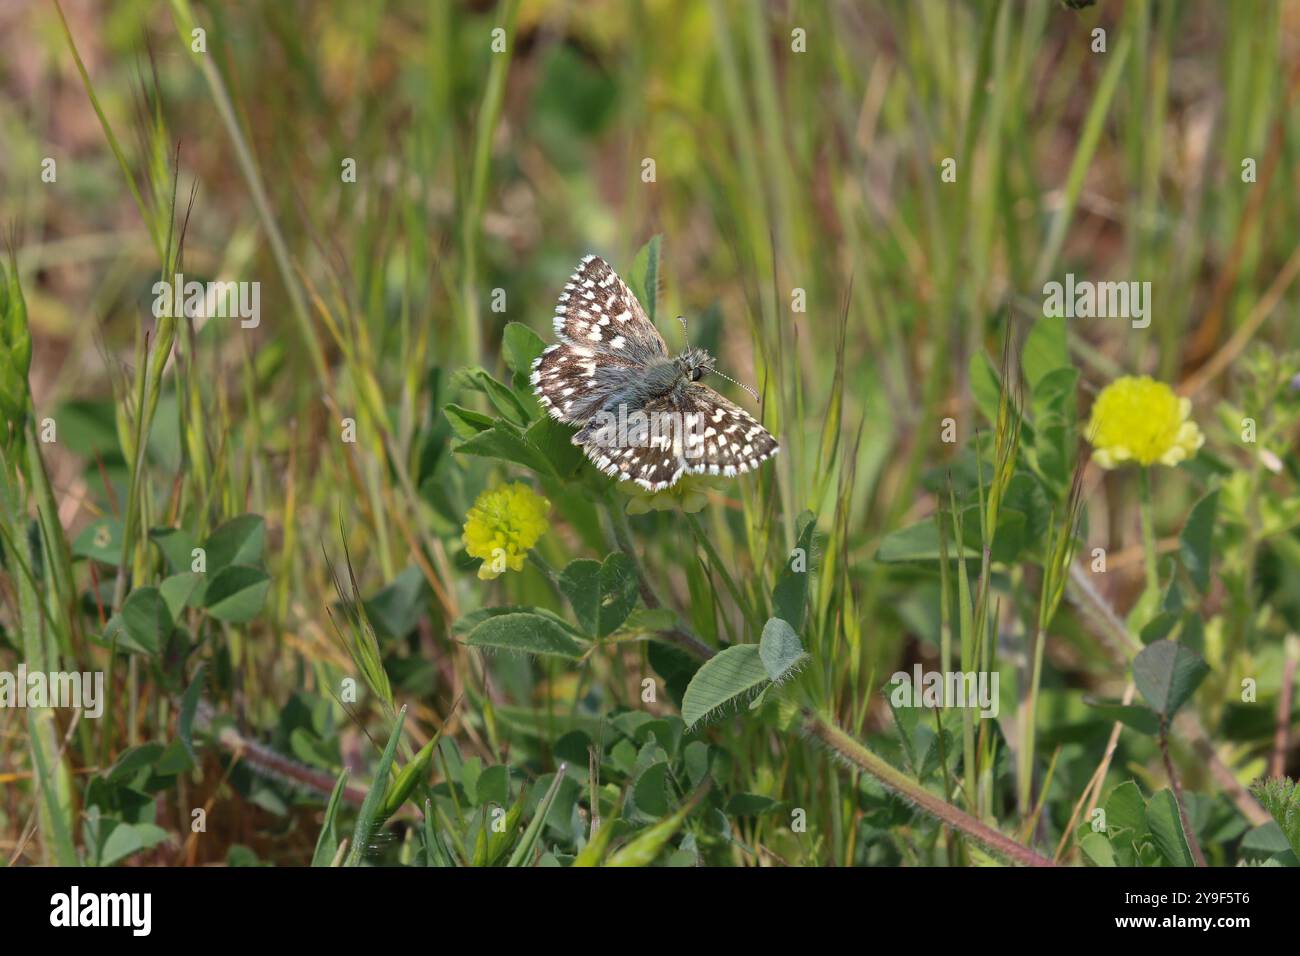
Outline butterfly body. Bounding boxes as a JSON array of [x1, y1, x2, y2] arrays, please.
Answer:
[[531, 254, 779, 491], [591, 349, 709, 415]]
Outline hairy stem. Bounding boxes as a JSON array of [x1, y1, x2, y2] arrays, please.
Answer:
[[805, 712, 1056, 867], [1158, 718, 1208, 867]]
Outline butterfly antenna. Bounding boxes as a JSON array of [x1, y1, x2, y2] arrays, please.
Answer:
[[710, 366, 761, 402], [679, 312, 761, 401]]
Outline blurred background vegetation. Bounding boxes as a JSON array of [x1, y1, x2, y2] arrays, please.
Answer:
[[1, 0, 1298, 867]]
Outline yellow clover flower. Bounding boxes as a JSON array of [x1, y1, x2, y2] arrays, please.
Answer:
[[462, 482, 550, 580], [621, 474, 718, 515], [1087, 375, 1204, 469]]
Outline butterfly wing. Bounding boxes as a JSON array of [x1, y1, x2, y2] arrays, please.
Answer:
[[534, 254, 669, 424], [677, 383, 780, 478], [552, 255, 669, 363], [530, 342, 641, 424], [574, 383, 779, 491]]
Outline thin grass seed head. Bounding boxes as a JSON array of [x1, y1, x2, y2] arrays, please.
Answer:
[[324, 538, 395, 713], [1087, 375, 1204, 468], [378, 736, 438, 823], [1039, 460, 1087, 627], [986, 357, 1024, 535], [0, 255, 31, 430], [462, 481, 551, 580]]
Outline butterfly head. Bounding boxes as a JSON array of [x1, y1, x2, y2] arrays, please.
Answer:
[[679, 346, 715, 382]]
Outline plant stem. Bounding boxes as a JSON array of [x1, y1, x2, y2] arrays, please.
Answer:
[[805, 711, 1056, 867], [525, 549, 558, 587], [0, 450, 77, 865], [458, 0, 521, 365], [1138, 467, 1160, 604], [1158, 719, 1208, 867], [1018, 625, 1047, 814], [1272, 640, 1298, 777]]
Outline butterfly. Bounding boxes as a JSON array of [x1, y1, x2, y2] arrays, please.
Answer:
[[530, 254, 779, 491]]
